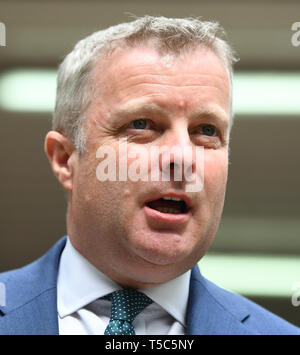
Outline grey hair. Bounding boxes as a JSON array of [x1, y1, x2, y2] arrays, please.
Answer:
[[53, 15, 238, 154]]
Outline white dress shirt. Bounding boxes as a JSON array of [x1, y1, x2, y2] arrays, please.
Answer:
[[57, 238, 191, 335]]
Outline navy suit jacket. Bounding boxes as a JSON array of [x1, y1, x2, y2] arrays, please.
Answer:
[[0, 237, 299, 335]]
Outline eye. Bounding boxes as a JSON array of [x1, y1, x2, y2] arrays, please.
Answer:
[[201, 124, 216, 136], [130, 119, 149, 130]]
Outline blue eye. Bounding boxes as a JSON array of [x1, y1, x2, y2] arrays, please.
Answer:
[[131, 119, 148, 129], [202, 125, 216, 136]]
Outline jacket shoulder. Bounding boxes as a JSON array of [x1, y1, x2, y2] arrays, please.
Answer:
[[201, 275, 300, 335], [0, 237, 66, 315]]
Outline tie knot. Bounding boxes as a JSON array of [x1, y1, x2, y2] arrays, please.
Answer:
[[105, 289, 153, 323]]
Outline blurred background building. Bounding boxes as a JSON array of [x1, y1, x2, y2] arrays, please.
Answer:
[[0, 0, 299, 326]]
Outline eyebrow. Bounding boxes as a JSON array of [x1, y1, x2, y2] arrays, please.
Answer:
[[191, 107, 229, 130], [111, 102, 167, 121]]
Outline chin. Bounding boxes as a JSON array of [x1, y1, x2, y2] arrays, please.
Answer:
[[127, 255, 195, 288], [130, 236, 197, 268]]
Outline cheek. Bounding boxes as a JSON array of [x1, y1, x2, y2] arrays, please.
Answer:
[[204, 151, 228, 199], [118, 143, 152, 183]]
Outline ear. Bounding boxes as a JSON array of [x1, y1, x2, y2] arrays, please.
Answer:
[[44, 131, 77, 191]]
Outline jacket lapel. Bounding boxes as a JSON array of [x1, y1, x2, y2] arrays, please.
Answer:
[[186, 265, 256, 335], [0, 237, 67, 335]]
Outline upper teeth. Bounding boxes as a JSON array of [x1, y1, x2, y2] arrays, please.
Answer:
[[162, 196, 182, 201]]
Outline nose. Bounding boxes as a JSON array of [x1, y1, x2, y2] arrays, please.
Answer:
[[158, 126, 195, 183]]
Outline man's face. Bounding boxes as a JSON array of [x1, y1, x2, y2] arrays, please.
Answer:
[[68, 45, 231, 288]]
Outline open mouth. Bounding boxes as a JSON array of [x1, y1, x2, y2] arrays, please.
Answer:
[[146, 196, 189, 214]]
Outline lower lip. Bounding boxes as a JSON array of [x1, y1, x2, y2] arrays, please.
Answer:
[[143, 205, 190, 224]]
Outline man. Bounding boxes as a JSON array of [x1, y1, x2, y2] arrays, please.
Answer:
[[0, 16, 298, 335]]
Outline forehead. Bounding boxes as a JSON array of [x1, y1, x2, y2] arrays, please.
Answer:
[[91, 44, 230, 115], [97, 43, 229, 81]]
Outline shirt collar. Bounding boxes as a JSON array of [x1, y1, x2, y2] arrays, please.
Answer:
[[57, 237, 191, 327]]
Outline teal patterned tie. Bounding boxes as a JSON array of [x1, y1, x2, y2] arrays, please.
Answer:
[[104, 289, 153, 335]]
